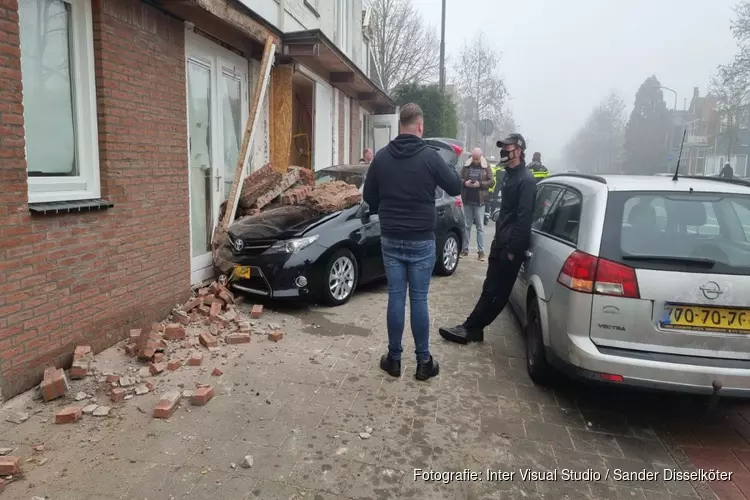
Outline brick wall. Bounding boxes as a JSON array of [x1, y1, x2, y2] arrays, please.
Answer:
[[350, 99, 360, 163], [0, 0, 190, 399]]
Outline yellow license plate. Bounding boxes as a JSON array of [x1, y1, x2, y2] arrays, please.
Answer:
[[662, 304, 750, 333], [232, 266, 252, 280]]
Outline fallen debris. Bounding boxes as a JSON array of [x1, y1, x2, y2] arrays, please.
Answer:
[[55, 407, 82, 424], [188, 353, 203, 366], [251, 305, 264, 319], [241, 455, 254, 469], [153, 391, 181, 419], [227, 334, 251, 344], [191, 386, 214, 406], [359, 432, 371, 440], [268, 331, 283, 342], [93, 406, 111, 417], [6, 411, 29, 424], [82, 404, 98, 415], [0, 456, 20, 475], [40, 367, 68, 402], [211, 368, 223, 377]]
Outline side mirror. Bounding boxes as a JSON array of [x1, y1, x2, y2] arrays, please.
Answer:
[[359, 203, 371, 218], [491, 210, 500, 222]]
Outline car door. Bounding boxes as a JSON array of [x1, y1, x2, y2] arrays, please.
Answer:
[[511, 184, 565, 318], [435, 187, 451, 240], [356, 202, 384, 282]]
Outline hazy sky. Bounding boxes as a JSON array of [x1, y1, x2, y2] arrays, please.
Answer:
[[413, 0, 740, 164]]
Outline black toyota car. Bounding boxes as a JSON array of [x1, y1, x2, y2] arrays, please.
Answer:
[[215, 140, 466, 306]]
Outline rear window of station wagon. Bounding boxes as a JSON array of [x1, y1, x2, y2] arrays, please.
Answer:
[[600, 191, 750, 276]]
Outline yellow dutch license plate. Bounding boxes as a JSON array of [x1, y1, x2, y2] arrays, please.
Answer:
[[662, 304, 750, 333], [232, 266, 252, 280]]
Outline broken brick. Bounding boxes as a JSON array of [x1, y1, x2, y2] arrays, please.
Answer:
[[209, 281, 221, 294], [238, 321, 251, 333], [167, 360, 181, 371], [211, 367, 223, 376], [218, 287, 235, 305], [191, 386, 214, 406], [174, 310, 191, 325], [124, 343, 137, 357], [110, 388, 127, 403], [209, 301, 222, 318], [153, 391, 181, 419], [281, 185, 313, 205], [0, 456, 20, 475], [151, 322, 165, 333], [188, 353, 203, 366], [209, 322, 220, 336], [268, 331, 284, 342], [129, 329, 141, 342], [74, 345, 92, 360], [199, 332, 218, 348], [250, 305, 263, 319], [224, 309, 239, 323], [226, 334, 251, 344], [306, 180, 362, 213], [70, 356, 91, 379], [238, 163, 283, 209], [211, 314, 229, 327], [40, 367, 68, 402], [198, 305, 211, 316], [182, 297, 202, 312], [106, 374, 120, 384], [55, 407, 82, 424], [153, 353, 166, 363], [164, 323, 186, 341], [0, 478, 5, 492], [198, 287, 210, 296], [202, 294, 216, 305], [149, 362, 165, 376], [145, 381, 156, 392]]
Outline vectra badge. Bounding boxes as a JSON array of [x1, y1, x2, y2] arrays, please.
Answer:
[[699, 281, 723, 300]]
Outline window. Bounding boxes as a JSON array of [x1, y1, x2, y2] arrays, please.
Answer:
[[741, 108, 750, 130], [737, 154, 748, 176], [336, 0, 350, 55], [19, 0, 99, 203], [531, 186, 562, 231], [601, 192, 750, 276], [546, 190, 582, 244]]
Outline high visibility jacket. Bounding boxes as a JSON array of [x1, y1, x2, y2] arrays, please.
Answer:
[[488, 164, 504, 194]]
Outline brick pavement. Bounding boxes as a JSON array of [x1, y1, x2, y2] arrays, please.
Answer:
[[0, 225, 736, 499]]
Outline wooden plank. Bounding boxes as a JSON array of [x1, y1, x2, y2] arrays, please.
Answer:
[[220, 36, 276, 234], [269, 65, 294, 173], [190, 0, 281, 46]]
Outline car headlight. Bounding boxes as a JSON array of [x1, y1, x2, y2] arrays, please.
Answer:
[[267, 235, 319, 254]]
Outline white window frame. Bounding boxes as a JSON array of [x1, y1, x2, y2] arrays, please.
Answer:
[[23, 0, 100, 204]]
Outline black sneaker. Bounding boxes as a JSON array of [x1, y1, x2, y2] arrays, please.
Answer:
[[439, 324, 484, 344], [460, 250, 469, 257], [380, 354, 401, 377], [415, 356, 439, 381]]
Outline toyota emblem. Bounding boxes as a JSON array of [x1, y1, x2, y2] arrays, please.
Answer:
[[699, 281, 723, 300], [233, 238, 244, 252]]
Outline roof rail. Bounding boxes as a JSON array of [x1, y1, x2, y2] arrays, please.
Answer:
[[545, 173, 607, 184], [680, 175, 750, 187]]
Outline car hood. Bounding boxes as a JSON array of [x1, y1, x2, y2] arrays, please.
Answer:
[[228, 205, 344, 240]]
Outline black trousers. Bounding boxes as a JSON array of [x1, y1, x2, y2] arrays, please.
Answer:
[[464, 241, 524, 331]]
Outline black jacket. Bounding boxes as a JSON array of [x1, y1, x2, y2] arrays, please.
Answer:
[[494, 162, 537, 256], [363, 134, 462, 241]]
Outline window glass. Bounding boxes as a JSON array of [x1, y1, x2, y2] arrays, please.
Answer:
[[731, 200, 750, 241], [19, 0, 78, 177], [532, 186, 562, 231], [547, 190, 582, 244]]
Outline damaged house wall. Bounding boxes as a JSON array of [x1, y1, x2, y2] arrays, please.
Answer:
[[0, 0, 190, 400]]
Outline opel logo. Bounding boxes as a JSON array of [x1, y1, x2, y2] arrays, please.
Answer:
[[233, 239, 244, 252], [699, 281, 723, 300]]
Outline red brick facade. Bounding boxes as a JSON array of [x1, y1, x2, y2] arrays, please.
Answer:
[[0, 0, 190, 399]]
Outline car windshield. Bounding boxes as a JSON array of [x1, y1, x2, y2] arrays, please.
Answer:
[[600, 191, 750, 275], [313, 167, 366, 189]]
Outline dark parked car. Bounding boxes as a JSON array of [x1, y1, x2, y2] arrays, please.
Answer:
[[215, 140, 466, 306]]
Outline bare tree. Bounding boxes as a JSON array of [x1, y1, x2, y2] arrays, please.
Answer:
[[453, 33, 507, 149], [366, 0, 439, 93], [564, 92, 627, 173], [710, 61, 750, 159]]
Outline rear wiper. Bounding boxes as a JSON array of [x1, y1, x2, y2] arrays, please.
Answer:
[[622, 255, 716, 267]]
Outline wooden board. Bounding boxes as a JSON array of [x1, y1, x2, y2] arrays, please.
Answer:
[[269, 65, 294, 173], [220, 36, 276, 234]]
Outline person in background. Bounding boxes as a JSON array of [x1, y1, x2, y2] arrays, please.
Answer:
[[360, 148, 374, 164], [721, 162, 734, 179], [363, 103, 462, 380], [528, 152, 547, 173], [439, 133, 536, 344], [460, 148, 494, 261]]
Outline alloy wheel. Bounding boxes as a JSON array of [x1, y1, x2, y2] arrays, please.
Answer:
[[443, 236, 458, 271], [329, 256, 355, 300]]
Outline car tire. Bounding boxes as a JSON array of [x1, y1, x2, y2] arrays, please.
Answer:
[[435, 231, 460, 276], [320, 249, 359, 306], [526, 299, 554, 386]]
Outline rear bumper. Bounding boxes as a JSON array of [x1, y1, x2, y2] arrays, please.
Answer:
[[551, 332, 750, 397]]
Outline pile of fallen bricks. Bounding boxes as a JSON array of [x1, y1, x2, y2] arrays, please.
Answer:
[[236, 163, 362, 218], [0, 281, 284, 483]]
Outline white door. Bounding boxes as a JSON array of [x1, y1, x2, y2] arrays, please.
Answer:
[[370, 112, 399, 153], [186, 35, 249, 285], [314, 81, 333, 171]]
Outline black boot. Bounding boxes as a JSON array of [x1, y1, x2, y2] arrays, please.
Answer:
[[439, 324, 484, 345], [415, 356, 440, 381], [380, 354, 401, 377]]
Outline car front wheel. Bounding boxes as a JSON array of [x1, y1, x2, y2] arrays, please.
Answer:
[[320, 249, 358, 306], [526, 299, 554, 386], [434, 232, 460, 276]]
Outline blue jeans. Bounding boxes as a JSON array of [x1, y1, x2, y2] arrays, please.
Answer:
[[463, 204, 485, 253], [381, 237, 436, 363]]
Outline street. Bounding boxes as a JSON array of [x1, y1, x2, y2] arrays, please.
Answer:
[[0, 225, 749, 500]]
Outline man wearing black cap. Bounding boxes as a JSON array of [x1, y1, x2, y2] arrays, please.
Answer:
[[439, 133, 537, 344]]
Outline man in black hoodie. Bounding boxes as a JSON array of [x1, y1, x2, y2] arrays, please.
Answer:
[[363, 103, 462, 381], [439, 133, 537, 344]]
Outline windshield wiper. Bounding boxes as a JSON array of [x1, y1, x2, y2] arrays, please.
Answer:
[[622, 255, 716, 267]]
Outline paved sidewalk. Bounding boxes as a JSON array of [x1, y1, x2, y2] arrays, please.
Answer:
[[0, 226, 722, 500]]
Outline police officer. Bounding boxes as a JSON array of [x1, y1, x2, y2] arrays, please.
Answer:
[[439, 133, 537, 344]]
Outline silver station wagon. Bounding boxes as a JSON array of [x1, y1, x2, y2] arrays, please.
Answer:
[[508, 174, 750, 397]]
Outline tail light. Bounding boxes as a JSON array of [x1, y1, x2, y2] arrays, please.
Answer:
[[451, 144, 463, 157], [454, 196, 463, 208], [557, 250, 640, 299]]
